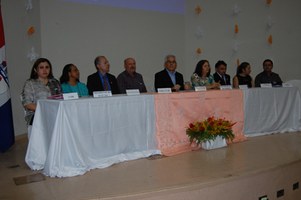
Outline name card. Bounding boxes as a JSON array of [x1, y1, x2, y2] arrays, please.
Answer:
[[282, 83, 293, 87], [194, 86, 207, 91], [157, 88, 172, 93], [63, 92, 79, 100], [220, 85, 232, 90], [93, 91, 112, 98], [126, 89, 140, 96], [260, 83, 272, 88], [239, 85, 248, 90]]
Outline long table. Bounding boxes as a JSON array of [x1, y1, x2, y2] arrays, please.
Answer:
[[243, 87, 301, 136], [25, 95, 160, 177], [25, 87, 301, 177], [154, 89, 246, 156]]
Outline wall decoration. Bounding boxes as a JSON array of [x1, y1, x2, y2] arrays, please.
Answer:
[[26, 0, 33, 11], [232, 4, 241, 16], [231, 4, 241, 69], [27, 47, 39, 62], [266, 0, 272, 6], [195, 26, 204, 38], [234, 24, 239, 34], [232, 41, 239, 53], [267, 34, 273, 45], [27, 26, 35, 36], [266, 16, 274, 30], [196, 48, 202, 55], [195, 5, 202, 15], [25, 1, 39, 62]]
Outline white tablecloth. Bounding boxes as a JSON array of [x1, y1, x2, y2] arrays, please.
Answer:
[[243, 87, 301, 136], [25, 87, 301, 177], [25, 95, 160, 177]]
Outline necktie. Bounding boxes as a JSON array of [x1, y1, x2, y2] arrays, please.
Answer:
[[103, 75, 109, 91], [222, 75, 226, 84]]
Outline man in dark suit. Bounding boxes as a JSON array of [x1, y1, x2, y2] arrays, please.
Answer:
[[87, 56, 119, 95], [154, 55, 185, 92], [213, 60, 231, 85]]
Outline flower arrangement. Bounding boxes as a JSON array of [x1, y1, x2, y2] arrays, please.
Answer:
[[186, 116, 236, 145]]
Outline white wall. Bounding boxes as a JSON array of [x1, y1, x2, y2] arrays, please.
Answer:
[[2, 0, 301, 136], [39, 0, 185, 91], [184, 0, 301, 80], [2, 0, 41, 136]]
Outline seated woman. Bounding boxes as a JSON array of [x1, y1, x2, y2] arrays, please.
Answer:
[[60, 64, 88, 97], [191, 60, 220, 89], [21, 58, 62, 126], [233, 62, 254, 88]]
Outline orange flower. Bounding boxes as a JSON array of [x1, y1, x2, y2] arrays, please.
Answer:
[[207, 116, 214, 122], [186, 116, 236, 144], [199, 126, 205, 132]]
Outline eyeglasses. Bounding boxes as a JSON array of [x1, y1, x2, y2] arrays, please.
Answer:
[[166, 61, 176, 64]]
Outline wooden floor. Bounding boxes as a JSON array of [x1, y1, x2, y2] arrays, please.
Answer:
[[1, 132, 301, 200]]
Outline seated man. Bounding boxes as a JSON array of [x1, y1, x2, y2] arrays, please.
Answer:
[[117, 57, 147, 94], [154, 55, 184, 92], [87, 56, 119, 95], [213, 60, 231, 85], [255, 59, 282, 87]]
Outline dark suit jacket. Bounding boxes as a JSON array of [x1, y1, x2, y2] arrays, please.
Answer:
[[154, 69, 184, 92], [87, 72, 120, 95], [213, 72, 231, 85]]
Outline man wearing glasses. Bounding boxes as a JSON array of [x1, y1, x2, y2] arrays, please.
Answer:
[[154, 55, 185, 92]]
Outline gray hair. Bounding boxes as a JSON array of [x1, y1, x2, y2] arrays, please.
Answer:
[[164, 55, 176, 63]]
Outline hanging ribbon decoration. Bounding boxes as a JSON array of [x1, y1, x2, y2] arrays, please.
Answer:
[[266, 0, 272, 6], [268, 34, 273, 45], [27, 26, 35, 36], [234, 24, 239, 34], [196, 48, 202, 55], [195, 5, 202, 15]]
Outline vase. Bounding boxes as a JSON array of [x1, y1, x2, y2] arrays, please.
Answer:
[[201, 135, 227, 150]]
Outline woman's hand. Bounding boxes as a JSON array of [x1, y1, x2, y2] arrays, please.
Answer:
[[207, 82, 220, 89], [24, 103, 37, 112]]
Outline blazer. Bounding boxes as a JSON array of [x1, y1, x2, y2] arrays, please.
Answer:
[[213, 72, 231, 85], [87, 72, 120, 95], [154, 69, 184, 92]]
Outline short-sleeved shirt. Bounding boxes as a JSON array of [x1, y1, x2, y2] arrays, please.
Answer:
[[21, 78, 61, 125], [61, 82, 89, 97]]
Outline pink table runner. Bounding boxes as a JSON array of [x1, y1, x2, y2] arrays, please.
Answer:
[[154, 90, 246, 156]]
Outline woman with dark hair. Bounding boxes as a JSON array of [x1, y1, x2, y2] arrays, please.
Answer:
[[232, 62, 254, 88], [60, 64, 88, 97], [21, 58, 61, 125], [191, 60, 220, 89]]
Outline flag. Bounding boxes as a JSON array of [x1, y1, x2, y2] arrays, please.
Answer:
[[0, 2, 15, 152]]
